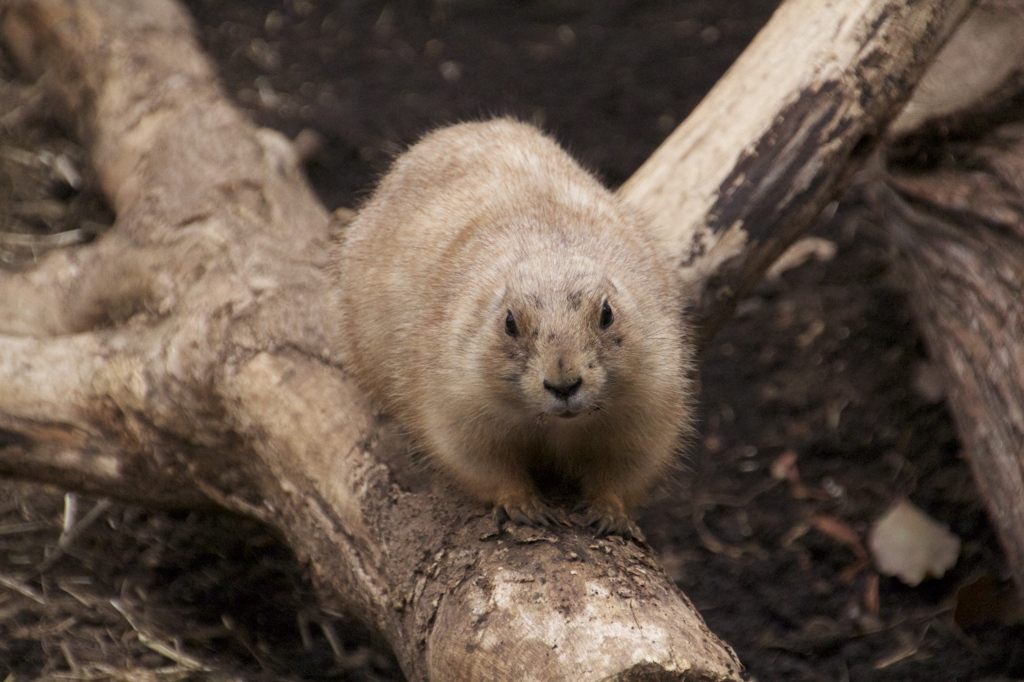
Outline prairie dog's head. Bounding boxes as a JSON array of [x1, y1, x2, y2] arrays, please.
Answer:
[[478, 253, 652, 422]]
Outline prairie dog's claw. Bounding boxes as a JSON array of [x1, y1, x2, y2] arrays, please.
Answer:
[[494, 496, 568, 530], [581, 505, 644, 541]]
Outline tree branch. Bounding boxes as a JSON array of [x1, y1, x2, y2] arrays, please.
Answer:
[[619, 0, 975, 346]]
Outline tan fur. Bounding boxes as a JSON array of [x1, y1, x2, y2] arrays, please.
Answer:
[[330, 119, 694, 536]]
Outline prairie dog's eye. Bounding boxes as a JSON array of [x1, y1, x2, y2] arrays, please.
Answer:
[[599, 300, 614, 329], [505, 310, 519, 337]]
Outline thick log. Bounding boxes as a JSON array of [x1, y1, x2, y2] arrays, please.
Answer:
[[856, 0, 1024, 590], [881, 158, 1024, 590], [873, 1, 1024, 588], [0, 0, 973, 678]]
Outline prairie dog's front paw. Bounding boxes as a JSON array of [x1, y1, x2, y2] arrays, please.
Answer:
[[580, 496, 644, 541], [493, 491, 567, 529]]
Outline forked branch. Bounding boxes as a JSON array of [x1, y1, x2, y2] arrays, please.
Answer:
[[0, 0, 974, 679]]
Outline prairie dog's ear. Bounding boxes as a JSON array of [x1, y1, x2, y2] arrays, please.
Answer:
[[331, 207, 357, 229]]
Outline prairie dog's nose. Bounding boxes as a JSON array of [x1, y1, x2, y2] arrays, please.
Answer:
[[543, 377, 583, 400]]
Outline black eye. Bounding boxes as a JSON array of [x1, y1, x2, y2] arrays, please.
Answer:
[[599, 300, 614, 329], [505, 310, 519, 337]]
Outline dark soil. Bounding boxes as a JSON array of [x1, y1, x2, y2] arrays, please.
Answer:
[[1, 1, 1022, 680]]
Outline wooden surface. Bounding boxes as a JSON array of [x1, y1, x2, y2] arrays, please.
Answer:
[[881, 130, 1024, 591]]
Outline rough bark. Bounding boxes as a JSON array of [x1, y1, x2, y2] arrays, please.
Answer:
[[873, 0, 1024, 589], [619, 0, 974, 346], [882, 160, 1024, 590], [0, 0, 973, 679]]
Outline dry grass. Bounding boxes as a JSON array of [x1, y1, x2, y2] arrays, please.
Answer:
[[0, 480, 398, 681]]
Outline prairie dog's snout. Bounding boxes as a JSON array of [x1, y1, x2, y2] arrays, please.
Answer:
[[543, 377, 581, 400]]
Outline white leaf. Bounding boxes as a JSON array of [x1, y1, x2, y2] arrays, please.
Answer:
[[869, 499, 961, 587]]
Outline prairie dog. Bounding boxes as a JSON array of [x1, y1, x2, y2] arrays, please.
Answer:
[[331, 119, 694, 537]]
